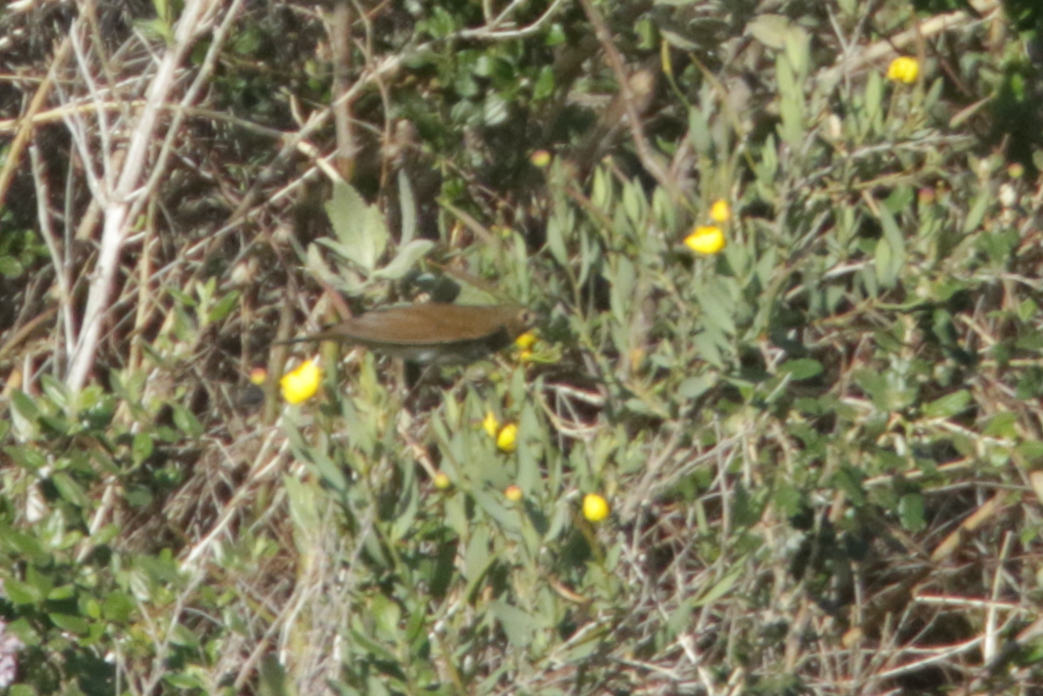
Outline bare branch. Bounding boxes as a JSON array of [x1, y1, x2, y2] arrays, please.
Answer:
[[28, 143, 75, 358], [65, 0, 227, 392]]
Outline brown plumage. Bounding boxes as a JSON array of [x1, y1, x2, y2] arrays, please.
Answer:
[[279, 303, 534, 364]]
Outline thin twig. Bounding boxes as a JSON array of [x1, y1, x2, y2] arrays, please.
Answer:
[[27, 144, 74, 357], [576, 0, 682, 202], [0, 37, 72, 217]]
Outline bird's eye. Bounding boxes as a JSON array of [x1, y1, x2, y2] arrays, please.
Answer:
[[520, 310, 536, 326]]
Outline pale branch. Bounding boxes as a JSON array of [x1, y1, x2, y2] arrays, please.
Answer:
[[64, 0, 226, 393]]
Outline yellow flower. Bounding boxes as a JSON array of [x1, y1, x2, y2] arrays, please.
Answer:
[[504, 484, 523, 502], [515, 331, 538, 363], [886, 56, 919, 84], [582, 493, 610, 522], [483, 411, 500, 439], [433, 472, 451, 489], [249, 366, 268, 385], [530, 150, 552, 168], [684, 226, 726, 255], [280, 359, 321, 404], [709, 199, 731, 223], [496, 423, 518, 453], [515, 330, 538, 350], [484, 412, 518, 452]]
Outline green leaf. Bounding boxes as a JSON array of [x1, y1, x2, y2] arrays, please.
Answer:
[[874, 204, 905, 289], [371, 240, 435, 281], [306, 241, 349, 289], [41, 376, 73, 413], [777, 58, 804, 147], [102, 591, 136, 622], [259, 657, 291, 696], [678, 374, 715, 400], [11, 390, 40, 422], [47, 584, 75, 601], [349, 629, 398, 662], [490, 600, 541, 648], [871, 243, 893, 292], [170, 404, 203, 438], [167, 286, 196, 307], [6, 445, 46, 472], [132, 433, 154, 466], [693, 329, 725, 367], [50, 472, 89, 507], [591, 167, 612, 210], [48, 613, 89, 635], [833, 465, 866, 506], [324, 179, 388, 273], [389, 477, 420, 544], [207, 289, 240, 324], [284, 475, 322, 541], [747, 14, 791, 49], [372, 594, 402, 642], [622, 180, 645, 229], [983, 411, 1018, 438], [688, 107, 711, 154], [463, 525, 491, 581], [471, 487, 520, 532], [0, 256, 24, 278], [698, 280, 736, 337], [2, 530, 46, 560], [778, 358, 823, 381], [533, 65, 555, 100], [170, 623, 200, 648], [609, 255, 635, 328], [962, 191, 990, 235], [898, 493, 925, 532], [923, 390, 971, 419], [4, 578, 43, 605], [784, 25, 810, 77], [692, 564, 743, 607], [546, 214, 568, 266], [301, 439, 349, 495], [864, 71, 883, 130]]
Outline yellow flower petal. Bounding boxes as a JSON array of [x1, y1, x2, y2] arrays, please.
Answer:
[[280, 359, 321, 404], [886, 56, 919, 84], [582, 493, 610, 522], [496, 423, 518, 453], [514, 330, 538, 350], [684, 226, 726, 255], [249, 366, 268, 385], [530, 150, 552, 168], [709, 199, 731, 223], [483, 411, 500, 439]]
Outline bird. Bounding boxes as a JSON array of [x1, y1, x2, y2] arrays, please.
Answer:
[[277, 303, 535, 365]]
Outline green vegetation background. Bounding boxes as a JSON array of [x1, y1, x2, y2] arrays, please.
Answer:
[[2, 0, 1043, 693]]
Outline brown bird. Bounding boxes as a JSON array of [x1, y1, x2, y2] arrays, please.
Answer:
[[278, 303, 535, 364]]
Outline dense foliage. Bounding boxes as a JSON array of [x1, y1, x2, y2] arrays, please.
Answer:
[[2, 0, 1043, 693]]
